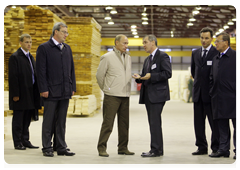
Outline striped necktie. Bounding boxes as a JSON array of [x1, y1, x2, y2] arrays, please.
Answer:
[[26, 53, 35, 84]]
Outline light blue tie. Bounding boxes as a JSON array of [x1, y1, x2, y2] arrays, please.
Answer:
[[26, 53, 35, 84]]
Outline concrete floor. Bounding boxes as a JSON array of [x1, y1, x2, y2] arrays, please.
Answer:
[[4, 95, 236, 167]]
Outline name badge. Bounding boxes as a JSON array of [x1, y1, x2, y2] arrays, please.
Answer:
[[207, 61, 212, 66], [151, 63, 157, 70]]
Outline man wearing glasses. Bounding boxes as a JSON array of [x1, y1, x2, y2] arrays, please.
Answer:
[[209, 32, 236, 159], [191, 27, 219, 157], [36, 22, 76, 157]]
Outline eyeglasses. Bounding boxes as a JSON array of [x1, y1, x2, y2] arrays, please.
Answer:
[[214, 40, 225, 44], [60, 30, 69, 35]]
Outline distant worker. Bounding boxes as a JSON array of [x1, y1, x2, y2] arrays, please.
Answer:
[[96, 34, 134, 157], [8, 34, 40, 150], [190, 27, 219, 156]]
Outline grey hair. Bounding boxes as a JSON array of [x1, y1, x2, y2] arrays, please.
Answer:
[[115, 34, 126, 45], [216, 32, 230, 46], [144, 35, 157, 46], [52, 22, 68, 36], [19, 34, 31, 42]]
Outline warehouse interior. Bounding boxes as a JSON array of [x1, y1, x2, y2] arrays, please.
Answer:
[[3, 5, 237, 166]]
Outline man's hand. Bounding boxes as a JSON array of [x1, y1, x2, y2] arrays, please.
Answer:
[[132, 73, 141, 79], [72, 91, 75, 96], [41, 91, 49, 98], [140, 73, 151, 80], [13, 96, 19, 102]]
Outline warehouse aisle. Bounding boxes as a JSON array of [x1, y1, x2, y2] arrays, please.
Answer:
[[4, 95, 236, 166]]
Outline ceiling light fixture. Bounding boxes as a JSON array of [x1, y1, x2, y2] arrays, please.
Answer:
[[219, 28, 224, 33], [110, 8, 117, 14], [105, 6, 113, 10], [223, 25, 229, 29], [142, 21, 148, 25], [131, 25, 137, 29], [142, 16, 148, 20], [192, 10, 199, 15], [189, 18, 196, 22], [142, 12, 147, 16], [134, 35, 139, 38], [131, 28, 137, 32], [132, 32, 138, 35], [108, 20, 114, 25], [232, 18, 236, 21], [104, 14, 111, 20], [228, 21, 234, 25], [187, 23, 194, 26]]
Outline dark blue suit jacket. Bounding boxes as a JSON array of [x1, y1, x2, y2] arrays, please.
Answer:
[[191, 45, 218, 103], [36, 39, 76, 100], [136, 49, 172, 104]]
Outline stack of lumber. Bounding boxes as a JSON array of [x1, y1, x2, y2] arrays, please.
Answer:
[[4, 7, 24, 91], [23, 5, 65, 58], [67, 95, 97, 116], [63, 17, 102, 109], [4, 91, 12, 139]]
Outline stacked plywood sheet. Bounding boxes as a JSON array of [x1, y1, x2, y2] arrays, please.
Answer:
[[63, 17, 102, 109], [4, 7, 25, 91], [23, 5, 65, 58]]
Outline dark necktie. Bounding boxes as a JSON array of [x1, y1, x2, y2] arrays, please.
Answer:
[[26, 53, 35, 84], [144, 54, 153, 86], [202, 49, 207, 63], [220, 52, 224, 58]]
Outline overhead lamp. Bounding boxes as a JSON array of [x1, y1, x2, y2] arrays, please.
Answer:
[[171, 34, 174, 38], [187, 23, 194, 26], [12, 5, 16, 8], [132, 32, 138, 35], [223, 25, 229, 29], [196, 6, 202, 10], [110, 8, 117, 14], [232, 18, 236, 21], [189, 18, 196, 22], [142, 12, 147, 16], [142, 21, 148, 25], [134, 35, 139, 38], [131, 28, 137, 32], [192, 10, 199, 15], [108, 20, 114, 25], [227, 21, 234, 25], [105, 6, 113, 10], [215, 31, 220, 35], [131, 25, 137, 29], [142, 16, 148, 20], [219, 28, 224, 33], [104, 14, 111, 20]]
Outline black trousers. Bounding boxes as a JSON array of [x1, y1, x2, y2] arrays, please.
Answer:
[[12, 110, 32, 147], [97, 94, 129, 152], [144, 88, 165, 155], [217, 119, 236, 153], [193, 95, 219, 151], [42, 99, 69, 152]]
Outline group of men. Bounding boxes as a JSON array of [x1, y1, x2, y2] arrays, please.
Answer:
[[8, 21, 236, 160]]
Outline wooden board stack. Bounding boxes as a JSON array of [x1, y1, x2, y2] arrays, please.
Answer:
[[63, 17, 102, 110], [4, 7, 25, 91], [23, 5, 65, 58]]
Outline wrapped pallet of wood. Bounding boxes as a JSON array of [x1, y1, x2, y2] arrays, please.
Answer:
[[72, 95, 97, 116], [4, 7, 24, 91], [63, 17, 102, 110], [23, 5, 65, 58]]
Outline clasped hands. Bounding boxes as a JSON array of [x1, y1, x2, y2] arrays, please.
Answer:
[[132, 73, 151, 80]]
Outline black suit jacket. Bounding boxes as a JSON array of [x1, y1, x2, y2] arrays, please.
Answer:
[[136, 49, 172, 104], [191, 45, 218, 103], [8, 48, 40, 111], [210, 47, 236, 119], [36, 39, 76, 100]]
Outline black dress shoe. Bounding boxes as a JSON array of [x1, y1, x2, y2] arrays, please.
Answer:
[[209, 151, 230, 158], [141, 152, 161, 157], [208, 151, 218, 157], [43, 151, 54, 157], [233, 154, 236, 159], [54, 147, 70, 152], [14, 145, 26, 150], [23, 143, 39, 149], [192, 150, 208, 155], [142, 151, 163, 156], [57, 150, 75, 156]]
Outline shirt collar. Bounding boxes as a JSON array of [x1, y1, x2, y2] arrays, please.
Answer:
[[202, 44, 212, 51], [151, 48, 158, 57], [20, 47, 29, 56], [52, 37, 61, 45], [222, 47, 230, 55]]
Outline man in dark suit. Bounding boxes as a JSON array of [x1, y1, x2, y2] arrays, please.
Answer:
[[209, 32, 236, 159], [132, 35, 172, 157], [36, 22, 76, 157], [190, 27, 219, 156], [8, 34, 40, 150]]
